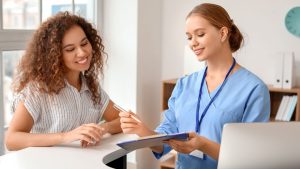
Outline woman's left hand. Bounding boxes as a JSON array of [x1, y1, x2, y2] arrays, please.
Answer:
[[81, 124, 108, 148], [164, 132, 203, 154]]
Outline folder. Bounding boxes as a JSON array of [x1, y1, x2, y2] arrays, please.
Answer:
[[273, 53, 284, 88], [117, 132, 189, 151], [275, 96, 287, 120], [284, 96, 298, 121], [283, 52, 296, 89], [279, 96, 290, 121], [282, 96, 292, 121]]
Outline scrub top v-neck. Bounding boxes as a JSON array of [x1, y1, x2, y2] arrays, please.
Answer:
[[153, 66, 270, 169]]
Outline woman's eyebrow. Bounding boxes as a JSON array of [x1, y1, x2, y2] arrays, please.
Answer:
[[186, 28, 206, 35], [62, 37, 88, 49], [81, 37, 88, 42]]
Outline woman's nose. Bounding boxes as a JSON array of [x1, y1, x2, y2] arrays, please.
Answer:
[[190, 37, 199, 47], [76, 47, 86, 57]]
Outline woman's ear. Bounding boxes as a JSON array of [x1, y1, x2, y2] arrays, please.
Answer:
[[220, 27, 229, 42]]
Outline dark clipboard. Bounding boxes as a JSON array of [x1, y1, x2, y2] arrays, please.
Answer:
[[117, 132, 189, 151]]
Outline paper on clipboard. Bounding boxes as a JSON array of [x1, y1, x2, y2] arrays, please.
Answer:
[[117, 132, 189, 151]]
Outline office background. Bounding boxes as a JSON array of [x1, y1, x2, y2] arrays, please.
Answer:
[[1, 0, 299, 169], [104, 1, 299, 168]]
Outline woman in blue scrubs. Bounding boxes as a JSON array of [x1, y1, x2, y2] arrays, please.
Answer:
[[119, 3, 270, 169]]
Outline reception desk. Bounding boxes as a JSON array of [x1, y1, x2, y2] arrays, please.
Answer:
[[0, 133, 137, 169]]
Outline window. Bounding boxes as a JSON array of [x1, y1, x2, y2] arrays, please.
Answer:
[[0, 0, 101, 155], [2, 51, 23, 127], [2, 0, 96, 30], [42, 0, 96, 24], [2, 0, 39, 29]]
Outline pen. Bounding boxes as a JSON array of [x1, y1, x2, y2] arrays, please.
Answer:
[[113, 104, 141, 123]]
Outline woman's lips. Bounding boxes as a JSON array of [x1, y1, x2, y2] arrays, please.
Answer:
[[76, 58, 88, 64], [193, 48, 204, 55]]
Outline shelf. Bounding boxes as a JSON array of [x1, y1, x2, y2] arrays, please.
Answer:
[[268, 86, 300, 121], [268, 85, 300, 93], [162, 79, 177, 111]]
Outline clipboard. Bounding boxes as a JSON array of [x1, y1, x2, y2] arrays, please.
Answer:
[[117, 132, 189, 151]]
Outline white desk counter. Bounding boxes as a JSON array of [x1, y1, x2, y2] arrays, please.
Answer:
[[0, 133, 137, 169]]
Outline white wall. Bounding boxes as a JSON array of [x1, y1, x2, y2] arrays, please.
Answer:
[[136, 0, 162, 168], [102, 0, 138, 111], [103, 0, 162, 168], [102, 0, 138, 165], [161, 0, 300, 86]]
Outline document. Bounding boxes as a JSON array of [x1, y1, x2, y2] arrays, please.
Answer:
[[117, 132, 189, 151]]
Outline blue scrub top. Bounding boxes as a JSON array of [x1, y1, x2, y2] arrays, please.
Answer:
[[154, 67, 270, 169]]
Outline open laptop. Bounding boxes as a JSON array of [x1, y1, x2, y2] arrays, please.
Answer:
[[218, 122, 300, 169]]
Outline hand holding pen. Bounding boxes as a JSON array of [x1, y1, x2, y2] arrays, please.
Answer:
[[116, 104, 152, 136], [117, 104, 157, 137], [114, 104, 141, 123]]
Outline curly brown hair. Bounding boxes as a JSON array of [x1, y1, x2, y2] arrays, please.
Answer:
[[13, 11, 106, 105]]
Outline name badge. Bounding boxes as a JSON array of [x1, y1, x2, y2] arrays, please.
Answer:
[[189, 150, 203, 159]]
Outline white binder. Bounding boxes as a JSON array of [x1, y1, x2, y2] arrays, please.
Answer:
[[284, 95, 298, 121], [275, 96, 287, 120], [283, 52, 296, 89], [273, 53, 284, 88]]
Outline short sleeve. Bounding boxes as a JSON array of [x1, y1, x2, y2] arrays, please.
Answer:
[[12, 85, 41, 123], [242, 83, 270, 122], [99, 87, 110, 118]]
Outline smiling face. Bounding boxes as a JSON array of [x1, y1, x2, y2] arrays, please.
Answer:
[[62, 25, 92, 76], [185, 14, 225, 61]]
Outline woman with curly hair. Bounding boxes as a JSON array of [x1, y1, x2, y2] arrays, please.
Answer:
[[5, 12, 122, 150]]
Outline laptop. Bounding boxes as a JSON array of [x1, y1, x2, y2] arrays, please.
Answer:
[[218, 122, 300, 169]]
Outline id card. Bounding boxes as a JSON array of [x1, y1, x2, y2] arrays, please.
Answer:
[[189, 150, 204, 159]]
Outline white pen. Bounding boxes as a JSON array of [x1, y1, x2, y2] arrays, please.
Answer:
[[113, 104, 141, 123]]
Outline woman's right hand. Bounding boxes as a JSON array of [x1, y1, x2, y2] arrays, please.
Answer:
[[62, 123, 104, 144], [119, 111, 152, 137], [119, 111, 164, 153]]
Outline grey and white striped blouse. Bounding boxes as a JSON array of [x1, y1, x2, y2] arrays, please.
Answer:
[[12, 78, 109, 133]]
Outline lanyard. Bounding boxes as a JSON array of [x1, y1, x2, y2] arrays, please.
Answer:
[[195, 58, 236, 133]]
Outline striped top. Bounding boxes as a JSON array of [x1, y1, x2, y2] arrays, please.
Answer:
[[12, 77, 109, 133]]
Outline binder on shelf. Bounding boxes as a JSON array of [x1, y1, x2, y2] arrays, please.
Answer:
[[275, 96, 287, 120], [282, 96, 292, 121], [273, 53, 284, 88], [276, 96, 290, 121], [284, 96, 298, 121], [282, 52, 296, 89]]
